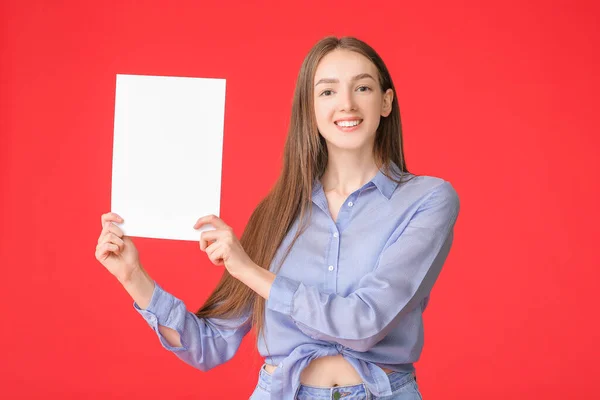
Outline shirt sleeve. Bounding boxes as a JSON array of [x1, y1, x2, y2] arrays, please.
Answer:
[[133, 282, 252, 371], [266, 180, 460, 352]]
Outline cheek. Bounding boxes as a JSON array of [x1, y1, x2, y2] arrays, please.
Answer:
[[314, 102, 332, 128]]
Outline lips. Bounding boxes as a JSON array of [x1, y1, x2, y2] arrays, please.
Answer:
[[334, 119, 363, 133]]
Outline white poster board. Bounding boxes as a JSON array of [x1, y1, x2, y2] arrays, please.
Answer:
[[111, 74, 225, 241]]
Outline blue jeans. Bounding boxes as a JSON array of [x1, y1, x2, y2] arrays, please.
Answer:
[[249, 364, 423, 399]]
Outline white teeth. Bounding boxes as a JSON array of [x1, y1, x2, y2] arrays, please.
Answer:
[[335, 120, 362, 127]]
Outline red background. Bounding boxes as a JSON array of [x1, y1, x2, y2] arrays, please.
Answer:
[[1, 0, 598, 398]]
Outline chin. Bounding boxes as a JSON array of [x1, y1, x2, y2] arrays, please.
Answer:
[[322, 133, 375, 152]]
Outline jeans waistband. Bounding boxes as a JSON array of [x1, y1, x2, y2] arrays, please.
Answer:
[[257, 364, 417, 399]]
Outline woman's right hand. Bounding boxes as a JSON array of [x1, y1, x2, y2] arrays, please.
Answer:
[[95, 212, 140, 284]]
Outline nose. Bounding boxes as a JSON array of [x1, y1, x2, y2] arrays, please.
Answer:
[[337, 88, 357, 112]]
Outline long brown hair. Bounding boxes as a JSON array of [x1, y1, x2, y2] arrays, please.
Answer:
[[195, 36, 414, 344]]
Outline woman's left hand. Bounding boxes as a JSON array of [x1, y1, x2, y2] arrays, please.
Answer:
[[194, 215, 256, 279]]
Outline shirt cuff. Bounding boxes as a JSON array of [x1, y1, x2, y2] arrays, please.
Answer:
[[132, 282, 188, 352], [266, 274, 300, 316], [132, 281, 174, 327]]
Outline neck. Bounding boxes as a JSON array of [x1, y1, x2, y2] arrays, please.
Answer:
[[320, 151, 379, 197]]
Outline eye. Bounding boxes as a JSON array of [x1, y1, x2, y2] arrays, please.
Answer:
[[319, 89, 334, 97], [357, 86, 371, 92]]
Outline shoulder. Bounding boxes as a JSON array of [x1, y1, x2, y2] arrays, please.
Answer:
[[391, 174, 460, 216]]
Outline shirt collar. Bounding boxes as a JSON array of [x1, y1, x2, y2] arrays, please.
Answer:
[[312, 161, 403, 201], [371, 161, 403, 199]]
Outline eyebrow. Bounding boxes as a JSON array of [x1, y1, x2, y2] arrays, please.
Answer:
[[315, 73, 376, 87]]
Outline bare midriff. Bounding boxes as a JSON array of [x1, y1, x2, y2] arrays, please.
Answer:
[[264, 355, 394, 387]]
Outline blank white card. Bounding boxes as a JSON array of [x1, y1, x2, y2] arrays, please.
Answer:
[[111, 74, 225, 241]]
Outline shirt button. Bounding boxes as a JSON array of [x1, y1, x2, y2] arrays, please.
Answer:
[[347, 201, 354, 207], [333, 232, 339, 238], [328, 265, 334, 271]]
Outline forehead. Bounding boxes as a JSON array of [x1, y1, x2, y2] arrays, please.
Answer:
[[314, 49, 378, 83]]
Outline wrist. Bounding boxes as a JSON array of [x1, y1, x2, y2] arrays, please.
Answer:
[[231, 261, 258, 281], [121, 264, 155, 310], [119, 262, 144, 287]]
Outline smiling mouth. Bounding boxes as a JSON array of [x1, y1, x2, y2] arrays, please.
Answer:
[[334, 119, 363, 127]]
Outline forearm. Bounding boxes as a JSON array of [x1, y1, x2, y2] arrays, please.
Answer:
[[234, 262, 276, 300], [122, 265, 182, 347]]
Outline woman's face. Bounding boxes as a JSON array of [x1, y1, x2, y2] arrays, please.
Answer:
[[313, 49, 393, 154]]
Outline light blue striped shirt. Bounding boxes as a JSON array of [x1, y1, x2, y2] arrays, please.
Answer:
[[134, 163, 460, 399]]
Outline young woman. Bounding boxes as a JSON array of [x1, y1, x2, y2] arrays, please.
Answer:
[[95, 36, 460, 400]]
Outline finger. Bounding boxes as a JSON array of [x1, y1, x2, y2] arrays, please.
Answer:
[[97, 231, 122, 252], [101, 212, 124, 225], [101, 213, 124, 227], [100, 232, 125, 252], [194, 214, 228, 230], [95, 242, 120, 261], [98, 223, 125, 244], [206, 241, 219, 257], [106, 222, 124, 238], [206, 242, 224, 266], [100, 214, 124, 239], [199, 230, 225, 252], [98, 223, 110, 244]]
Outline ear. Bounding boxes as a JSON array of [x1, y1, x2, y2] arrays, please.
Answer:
[[381, 88, 394, 117]]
